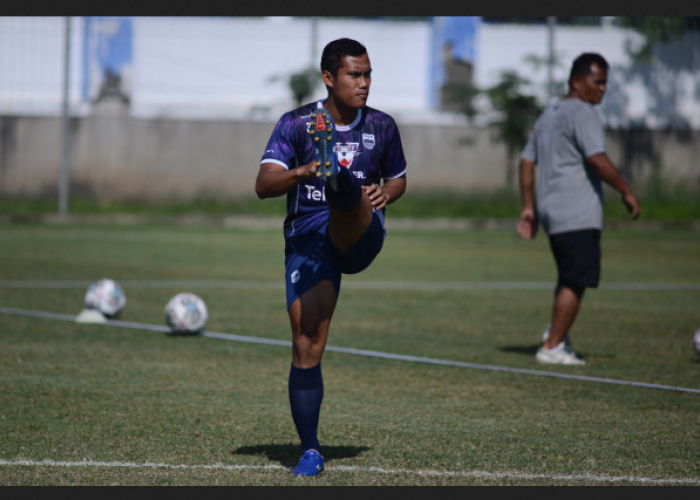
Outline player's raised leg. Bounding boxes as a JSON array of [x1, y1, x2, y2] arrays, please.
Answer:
[[311, 107, 374, 255]]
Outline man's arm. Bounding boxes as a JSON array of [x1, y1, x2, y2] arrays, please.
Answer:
[[517, 158, 538, 239], [255, 161, 317, 199], [586, 153, 641, 220], [364, 175, 406, 211]]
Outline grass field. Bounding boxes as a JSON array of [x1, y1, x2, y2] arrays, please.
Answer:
[[1, 221, 699, 485], [3, 186, 700, 223]]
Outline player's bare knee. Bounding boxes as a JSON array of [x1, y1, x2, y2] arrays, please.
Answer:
[[292, 339, 324, 368]]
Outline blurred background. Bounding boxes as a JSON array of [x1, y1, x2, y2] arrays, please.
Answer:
[[0, 16, 698, 217]]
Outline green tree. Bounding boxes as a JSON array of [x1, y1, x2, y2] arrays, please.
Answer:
[[267, 67, 321, 107], [288, 68, 321, 106], [485, 71, 543, 188], [620, 17, 700, 61]]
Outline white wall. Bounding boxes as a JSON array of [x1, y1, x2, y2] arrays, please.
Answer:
[[1, 16, 699, 128], [474, 22, 700, 129], [0, 17, 85, 115], [131, 16, 432, 120]]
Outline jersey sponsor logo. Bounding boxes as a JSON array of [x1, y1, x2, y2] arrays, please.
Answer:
[[333, 142, 360, 168], [304, 184, 326, 202], [290, 270, 300, 284], [304, 175, 364, 203], [362, 133, 375, 150]]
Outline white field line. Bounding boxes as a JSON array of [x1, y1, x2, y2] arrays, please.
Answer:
[[2, 280, 700, 291], [0, 459, 698, 485], [2, 306, 700, 395]]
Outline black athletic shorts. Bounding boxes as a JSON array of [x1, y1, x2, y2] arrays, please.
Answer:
[[548, 229, 602, 289]]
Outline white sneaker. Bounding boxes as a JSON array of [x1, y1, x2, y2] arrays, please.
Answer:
[[542, 325, 573, 350], [536, 342, 586, 365]]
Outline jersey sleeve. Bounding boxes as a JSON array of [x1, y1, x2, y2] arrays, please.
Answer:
[[521, 127, 538, 162], [380, 120, 407, 180], [574, 104, 606, 159], [260, 112, 313, 170]]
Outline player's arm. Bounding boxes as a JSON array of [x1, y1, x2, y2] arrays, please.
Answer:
[[586, 153, 641, 220], [255, 161, 317, 199], [518, 158, 538, 239], [364, 174, 406, 211]]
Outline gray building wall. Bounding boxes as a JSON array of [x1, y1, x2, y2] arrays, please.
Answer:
[[1, 100, 698, 201]]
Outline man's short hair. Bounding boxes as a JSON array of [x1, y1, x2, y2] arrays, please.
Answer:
[[568, 52, 609, 86], [321, 38, 367, 77]]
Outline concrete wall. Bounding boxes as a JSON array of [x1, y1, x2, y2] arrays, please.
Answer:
[[2, 100, 698, 200]]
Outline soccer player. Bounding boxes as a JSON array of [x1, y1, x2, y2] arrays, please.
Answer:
[[255, 38, 407, 476], [517, 52, 641, 365]]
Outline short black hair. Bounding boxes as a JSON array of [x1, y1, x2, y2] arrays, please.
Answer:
[[568, 52, 609, 86], [320, 38, 367, 78]]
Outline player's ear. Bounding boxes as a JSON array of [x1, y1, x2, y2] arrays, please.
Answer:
[[321, 70, 334, 90], [570, 75, 582, 93]]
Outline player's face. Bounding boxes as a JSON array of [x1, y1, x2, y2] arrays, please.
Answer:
[[325, 54, 372, 109], [573, 62, 607, 105]]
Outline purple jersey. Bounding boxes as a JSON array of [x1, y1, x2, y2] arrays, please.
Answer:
[[260, 100, 407, 240]]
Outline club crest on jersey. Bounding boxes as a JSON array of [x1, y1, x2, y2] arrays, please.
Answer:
[[333, 143, 360, 168], [362, 133, 375, 150]]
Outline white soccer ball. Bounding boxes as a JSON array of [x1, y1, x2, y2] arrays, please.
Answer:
[[164, 292, 208, 334], [84, 279, 126, 318], [693, 328, 700, 359]]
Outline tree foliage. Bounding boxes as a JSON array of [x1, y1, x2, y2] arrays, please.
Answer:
[[485, 71, 543, 187], [289, 68, 321, 106], [621, 17, 700, 61]]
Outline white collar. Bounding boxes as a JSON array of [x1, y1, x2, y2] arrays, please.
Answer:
[[316, 101, 362, 131]]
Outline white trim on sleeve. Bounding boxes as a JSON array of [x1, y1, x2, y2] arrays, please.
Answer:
[[260, 158, 290, 170], [383, 167, 407, 181]]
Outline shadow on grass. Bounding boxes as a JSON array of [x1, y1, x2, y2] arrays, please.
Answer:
[[500, 344, 541, 356], [500, 344, 616, 361], [233, 444, 370, 467]]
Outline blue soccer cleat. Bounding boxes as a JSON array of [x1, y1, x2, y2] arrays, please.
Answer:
[[309, 109, 339, 182], [292, 449, 325, 477]]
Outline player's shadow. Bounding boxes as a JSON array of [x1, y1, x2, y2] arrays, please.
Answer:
[[500, 344, 616, 360], [500, 344, 541, 356], [233, 443, 370, 467]]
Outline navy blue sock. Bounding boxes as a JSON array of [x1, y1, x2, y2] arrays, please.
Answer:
[[326, 167, 362, 211], [288, 363, 324, 453]]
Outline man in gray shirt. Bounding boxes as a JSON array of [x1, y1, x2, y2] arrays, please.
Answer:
[[518, 52, 641, 365]]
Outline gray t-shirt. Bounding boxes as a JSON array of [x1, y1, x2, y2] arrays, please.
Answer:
[[521, 98, 606, 235]]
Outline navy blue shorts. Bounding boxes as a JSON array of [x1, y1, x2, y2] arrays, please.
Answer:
[[548, 229, 601, 289], [284, 210, 386, 309]]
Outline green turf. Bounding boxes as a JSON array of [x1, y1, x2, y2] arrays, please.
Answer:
[[1, 223, 699, 485], [2, 186, 699, 222]]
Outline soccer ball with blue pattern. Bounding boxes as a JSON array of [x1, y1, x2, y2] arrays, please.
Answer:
[[164, 292, 208, 334], [84, 279, 127, 318]]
